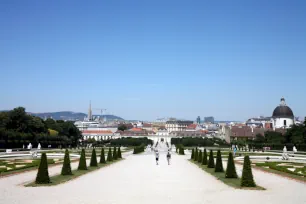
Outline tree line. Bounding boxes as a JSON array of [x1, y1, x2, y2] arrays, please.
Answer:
[[0, 107, 82, 148]]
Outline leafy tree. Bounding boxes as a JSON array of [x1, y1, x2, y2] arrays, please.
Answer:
[[225, 152, 237, 178], [241, 156, 256, 187], [100, 148, 106, 163], [61, 149, 72, 175], [207, 150, 215, 168], [215, 150, 224, 172], [113, 147, 117, 160], [107, 147, 113, 161], [78, 149, 87, 170], [117, 147, 122, 159], [118, 124, 128, 131], [202, 149, 208, 165], [191, 148, 194, 159], [90, 148, 98, 167], [198, 150, 202, 163], [35, 153, 50, 184]]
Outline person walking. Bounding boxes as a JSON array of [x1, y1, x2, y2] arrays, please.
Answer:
[[155, 150, 159, 165], [166, 151, 171, 165]]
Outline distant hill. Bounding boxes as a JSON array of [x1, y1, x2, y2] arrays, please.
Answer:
[[27, 111, 124, 121]]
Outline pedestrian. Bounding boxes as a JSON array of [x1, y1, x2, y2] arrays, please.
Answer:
[[155, 150, 159, 165], [167, 151, 171, 165]]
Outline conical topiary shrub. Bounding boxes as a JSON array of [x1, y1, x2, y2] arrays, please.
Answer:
[[191, 149, 194, 159], [207, 150, 215, 168], [225, 152, 237, 178], [241, 155, 256, 187], [35, 153, 50, 184], [100, 148, 106, 164], [107, 147, 113, 162], [61, 149, 72, 175], [90, 148, 98, 167], [78, 149, 87, 170], [198, 150, 202, 163], [202, 149, 208, 165], [113, 147, 117, 160], [194, 148, 198, 161], [215, 150, 224, 172], [117, 147, 122, 159]]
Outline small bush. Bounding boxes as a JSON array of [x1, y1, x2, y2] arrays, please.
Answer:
[[35, 153, 50, 184], [113, 147, 117, 160], [194, 148, 198, 161], [99, 148, 106, 164], [107, 147, 113, 161], [90, 148, 98, 167], [191, 149, 194, 159], [117, 147, 122, 159], [78, 149, 87, 170], [207, 150, 215, 168], [133, 144, 145, 154], [215, 150, 224, 172], [198, 150, 202, 163], [202, 149, 208, 165], [241, 155, 256, 187], [179, 147, 185, 155], [61, 149, 72, 175], [225, 152, 237, 178]]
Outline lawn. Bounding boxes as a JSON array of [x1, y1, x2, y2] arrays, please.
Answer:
[[190, 160, 265, 190], [26, 158, 123, 187]]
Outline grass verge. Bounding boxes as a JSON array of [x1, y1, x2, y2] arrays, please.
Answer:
[[25, 159, 123, 187], [190, 160, 265, 190]]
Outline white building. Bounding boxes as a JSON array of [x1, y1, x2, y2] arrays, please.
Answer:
[[165, 120, 193, 132], [272, 97, 294, 129]]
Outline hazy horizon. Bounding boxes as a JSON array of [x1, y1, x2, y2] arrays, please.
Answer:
[[1, 1, 306, 121]]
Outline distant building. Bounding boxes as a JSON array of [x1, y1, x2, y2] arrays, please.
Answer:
[[272, 97, 294, 129], [204, 116, 214, 124], [196, 116, 201, 124], [165, 120, 193, 132]]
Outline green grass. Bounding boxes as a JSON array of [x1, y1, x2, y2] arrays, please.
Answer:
[[190, 160, 265, 190], [25, 159, 123, 187]]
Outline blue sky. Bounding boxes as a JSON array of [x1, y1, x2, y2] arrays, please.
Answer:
[[1, 0, 306, 121]]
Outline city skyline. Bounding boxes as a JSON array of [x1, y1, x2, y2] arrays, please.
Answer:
[[1, 1, 306, 121]]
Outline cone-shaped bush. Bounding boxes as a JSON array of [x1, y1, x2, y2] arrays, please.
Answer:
[[61, 149, 72, 175], [207, 150, 215, 168], [113, 147, 117, 160], [35, 153, 50, 184], [241, 156, 256, 187], [215, 150, 224, 172], [90, 148, 98, 167], [198, 150, 202, 163], [225, 152, 237, 178], [117, 147, 122, 159], [99, 148, 106, 164], [78, 149, 87, 170], [194, 148, 198, 161], [202, 149, 208, 165], [107, 147, 113, 162], [191, 149, 194, 159]]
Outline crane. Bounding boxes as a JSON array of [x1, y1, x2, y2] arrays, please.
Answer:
[[93, 108, 107, 122]]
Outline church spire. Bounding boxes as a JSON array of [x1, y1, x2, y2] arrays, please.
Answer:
[[88, 100, 92, 121]]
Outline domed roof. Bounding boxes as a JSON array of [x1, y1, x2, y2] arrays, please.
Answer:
[[272, 97, 294, 118]]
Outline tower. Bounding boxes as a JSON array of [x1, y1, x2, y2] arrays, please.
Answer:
[[88, 101, 92, 121]]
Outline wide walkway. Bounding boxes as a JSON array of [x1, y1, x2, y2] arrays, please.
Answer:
[[0, 151, 305, 204]]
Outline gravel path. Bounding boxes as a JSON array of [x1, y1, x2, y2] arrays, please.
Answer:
[[0, 151, 305, 204]]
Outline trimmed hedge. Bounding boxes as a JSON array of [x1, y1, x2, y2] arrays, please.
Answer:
[[78, 149, 87, 170], [35, 153, 50, 184], [133, 144, 145, 154], [215, 150, 224, 172], [90, 148, 98, 167], [99, 148, 106, 164], [61, 149, 72, 175], [198, 150, 202, 163], [191, 149, 194, 159], [241, 156, 256, 187], [225, 152, 237, 178], [107, 147, 113, 161], [202, 149, 208, 165], [207, 150, 215, 168]]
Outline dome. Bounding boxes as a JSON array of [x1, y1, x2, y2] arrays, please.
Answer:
[[272, 97, 294, 118]]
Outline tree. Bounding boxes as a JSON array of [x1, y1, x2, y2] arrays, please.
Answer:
[[61, 149, 72, 175], [225, 152, 237, 178], [90, 148, 98, 167], [198, 150, 202, 163], [100, 148, 106, 163], [207, 150, 215, 168], [78, 149, 87, 170], [215, 150, 224, 172], [191, 148, 194, 159], [107, 147, 113, 162], [35, 153, 50, 184], [194, 148, 198, 161], [118, 124, 128, 131], [241, 155, 256, 187], [113, 147, 117, 160], [117, 147, 122, 159], [202, 149, 208, 165]]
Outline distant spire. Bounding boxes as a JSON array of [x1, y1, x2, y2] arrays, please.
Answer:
[[280, 97, 286, 106], [88, 100, 92, 121]]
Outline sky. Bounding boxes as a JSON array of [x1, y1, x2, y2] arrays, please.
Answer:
[[1, 0, 306, 121]]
